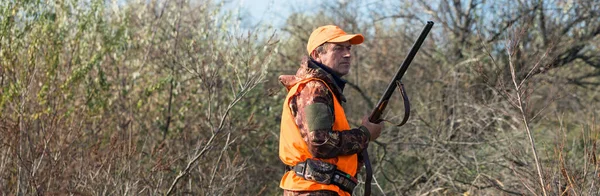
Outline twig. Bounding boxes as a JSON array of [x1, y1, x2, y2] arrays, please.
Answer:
[[209, 131, 232, 188], [372, 172, 386, 196], [165, 79, 257, 195], [506, 37, 548, 196]]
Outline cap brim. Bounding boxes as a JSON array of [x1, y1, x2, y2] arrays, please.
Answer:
[[329, 34, 364, 45]]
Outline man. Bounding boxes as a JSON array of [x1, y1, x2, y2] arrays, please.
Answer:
[[278, 25, 384, 196]]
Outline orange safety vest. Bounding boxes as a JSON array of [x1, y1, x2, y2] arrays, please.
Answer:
[[279, 78, 357, 196]]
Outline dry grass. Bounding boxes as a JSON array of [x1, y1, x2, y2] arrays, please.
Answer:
[[1, 0, 599, 195]]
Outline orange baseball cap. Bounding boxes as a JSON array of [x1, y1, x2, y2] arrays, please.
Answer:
[[306, 25, 364, 55]]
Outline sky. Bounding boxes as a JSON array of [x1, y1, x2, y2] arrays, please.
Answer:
[[225, 0, 319, 28], [224, 0, 396, 29]]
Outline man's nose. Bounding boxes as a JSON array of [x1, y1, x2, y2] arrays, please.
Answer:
[[343, 49, 351, 58]]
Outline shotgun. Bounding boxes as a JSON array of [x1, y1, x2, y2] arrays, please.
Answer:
[[362, 21, 434, 196]]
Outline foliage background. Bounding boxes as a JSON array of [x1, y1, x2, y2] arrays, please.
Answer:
[[1, 0, 599, 195]]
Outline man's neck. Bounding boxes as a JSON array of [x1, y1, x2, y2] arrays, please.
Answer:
[[309, 58, 346, 92]]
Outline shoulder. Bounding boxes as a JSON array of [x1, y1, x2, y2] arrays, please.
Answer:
[[292, 79, 333, 108], [298, 80, 332, 99], [303, 79, 330, 92]]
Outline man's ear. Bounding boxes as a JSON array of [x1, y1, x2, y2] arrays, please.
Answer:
[[310, 50, 321, 63]]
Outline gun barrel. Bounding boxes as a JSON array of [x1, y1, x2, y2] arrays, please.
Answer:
[[368, 21, 434, 122]]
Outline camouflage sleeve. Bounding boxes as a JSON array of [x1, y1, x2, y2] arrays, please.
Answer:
[[289, 80, 370, 159]]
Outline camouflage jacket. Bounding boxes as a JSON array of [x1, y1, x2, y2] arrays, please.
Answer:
[[279, 57, 370, 160]]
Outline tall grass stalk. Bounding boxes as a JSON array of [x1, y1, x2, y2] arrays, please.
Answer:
[[505, 34, 549, 196]]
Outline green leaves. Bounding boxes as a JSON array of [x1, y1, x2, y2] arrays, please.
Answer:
[[1, 0, 273, 195]]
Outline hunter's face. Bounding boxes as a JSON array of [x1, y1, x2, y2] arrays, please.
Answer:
[[317, 41, 352, 76]]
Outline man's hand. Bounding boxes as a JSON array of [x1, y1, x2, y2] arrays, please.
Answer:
[[361, 115, 384, 141]]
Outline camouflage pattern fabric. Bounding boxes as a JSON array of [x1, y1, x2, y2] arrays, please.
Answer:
[[303, 158, 336, 184], [279, 56, 370, 168]]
